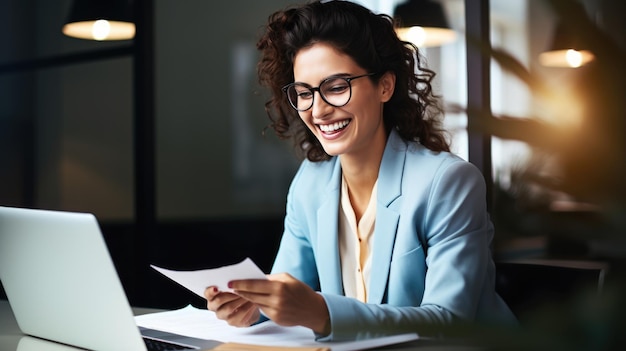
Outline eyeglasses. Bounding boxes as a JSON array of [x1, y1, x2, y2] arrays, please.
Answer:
[[282, 73, 377, 112]]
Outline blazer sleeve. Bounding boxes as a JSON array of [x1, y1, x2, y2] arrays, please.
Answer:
[[270, 161, 321, 290]]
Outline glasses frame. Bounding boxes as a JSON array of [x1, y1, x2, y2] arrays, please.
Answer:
[[282, 72, 378, 112]]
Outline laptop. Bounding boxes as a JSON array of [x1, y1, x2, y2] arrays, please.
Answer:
[[0, 206, 221, 351]]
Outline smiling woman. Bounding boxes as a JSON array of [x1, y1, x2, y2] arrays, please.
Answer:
[[289, 42, 393, 160], [258, 1, 449, 163], [203, 0, 517, 342]]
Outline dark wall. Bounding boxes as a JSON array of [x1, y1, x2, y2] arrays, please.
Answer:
[[0, 0, 299, 307]]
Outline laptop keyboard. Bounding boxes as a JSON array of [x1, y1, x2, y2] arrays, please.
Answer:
[[143, 337, 197, 350]]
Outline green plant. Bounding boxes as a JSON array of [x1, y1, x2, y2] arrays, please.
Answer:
[[463, 1, 626, 349]]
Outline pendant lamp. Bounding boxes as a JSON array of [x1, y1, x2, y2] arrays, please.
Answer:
[[62, 0, 135, 41], [539, 21, 594, 68], [393, 0, 456, 48]]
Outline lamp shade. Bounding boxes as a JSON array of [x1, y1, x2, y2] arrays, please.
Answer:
[[62, 0, 135, 41], [539, 22, 594, 68], [393, 0, 456, 48]]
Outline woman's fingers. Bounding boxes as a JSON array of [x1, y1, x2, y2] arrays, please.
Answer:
[[228, 300, 261, 327], [205, 287, 239, 312], [231, 273, 329, 333], [204, 286, 219, 304], [204, 286, 260, 327]]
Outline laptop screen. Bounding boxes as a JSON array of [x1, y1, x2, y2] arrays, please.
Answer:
[[0, 206, 147, 351]]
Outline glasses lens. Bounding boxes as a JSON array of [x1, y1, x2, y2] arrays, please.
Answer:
[[286, 84, 313, 111], [284, 77, 354, 111], [320, 78, 351, 107]]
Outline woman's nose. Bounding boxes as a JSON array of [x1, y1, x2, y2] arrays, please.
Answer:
[[311, 91, 333, 119]]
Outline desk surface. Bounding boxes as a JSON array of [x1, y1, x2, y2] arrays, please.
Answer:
[[0, 299, 490, 351], [0, 299, 162, 350]]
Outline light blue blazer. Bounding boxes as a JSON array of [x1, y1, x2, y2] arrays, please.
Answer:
[[271, 130, 517, 341]]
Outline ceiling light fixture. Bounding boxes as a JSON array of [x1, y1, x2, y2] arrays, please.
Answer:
[[62, 0, 135, 41], [393, 0, 457, 48]]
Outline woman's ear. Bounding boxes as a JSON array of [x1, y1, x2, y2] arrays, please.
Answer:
[[379, 71, 396, 103]]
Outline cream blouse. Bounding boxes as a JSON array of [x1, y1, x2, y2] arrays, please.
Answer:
[[338, 175, 378, 303]]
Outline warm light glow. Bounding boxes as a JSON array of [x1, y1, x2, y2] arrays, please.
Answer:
[[537, 83, 585, 129], [539, 49, 594, 68], [396, 26, 457, 48], [400, 26, 426, 47], [565, 49, 583, 67], [63, 20, 135, 41], [92, 20, 111, 40]]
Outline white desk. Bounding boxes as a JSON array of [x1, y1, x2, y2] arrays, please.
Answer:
[[0, 300, 161, 351], [0, 299, 21, 350]]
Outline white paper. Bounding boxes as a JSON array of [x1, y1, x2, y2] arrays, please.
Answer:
[[135, 305, 419, 350], [150, 257, 267, 297]]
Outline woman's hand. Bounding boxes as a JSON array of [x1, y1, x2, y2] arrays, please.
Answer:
[[229, 273, 330, 335], [204, 286, 260, 327]]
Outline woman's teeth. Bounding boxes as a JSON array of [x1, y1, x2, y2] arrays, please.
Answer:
[[319, 120, 349, 133]]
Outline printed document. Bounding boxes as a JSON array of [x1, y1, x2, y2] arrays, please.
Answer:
[[151, 257, 267, 296]]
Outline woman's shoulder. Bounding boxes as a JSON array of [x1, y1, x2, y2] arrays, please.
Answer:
[[297, 156, 338, 176], [388, 129, 469, 170], [289, 157, 340, 192], [404, 143, 482, 179], [406, 142, 466, 165]]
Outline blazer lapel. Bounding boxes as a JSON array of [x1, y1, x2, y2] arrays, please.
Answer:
[[368, 131, 406, 303], [316, 159, 344, 295]]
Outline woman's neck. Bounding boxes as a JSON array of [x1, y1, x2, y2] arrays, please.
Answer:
[[340, 132, 387, 222]]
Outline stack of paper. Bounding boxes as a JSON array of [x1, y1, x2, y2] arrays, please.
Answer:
[[135, 305, 418, 350]]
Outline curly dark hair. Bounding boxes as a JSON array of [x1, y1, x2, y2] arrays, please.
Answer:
[[257, 0, 450, 162]]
